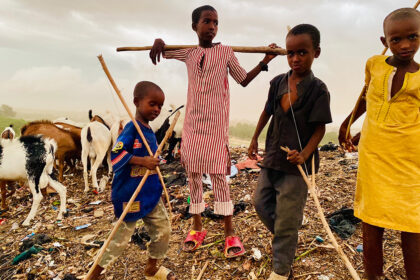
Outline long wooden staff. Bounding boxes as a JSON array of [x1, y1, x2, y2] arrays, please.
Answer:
[[346, 0, 420, 139], [83, 113, 178, 280], [117, 45, 287, 55], [281, 146, 361, 280], [97, 55, 173, 219]]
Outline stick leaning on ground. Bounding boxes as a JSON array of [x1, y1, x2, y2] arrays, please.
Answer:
[[280, 146, 361, 280], [97, 54, 173, 220], [117, 45, 287, 55]]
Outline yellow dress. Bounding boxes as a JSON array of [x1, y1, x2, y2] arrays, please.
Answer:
[[355, 55, 420, 233]]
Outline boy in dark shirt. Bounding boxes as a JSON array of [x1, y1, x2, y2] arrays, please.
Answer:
[[248, 24, 332, 280]]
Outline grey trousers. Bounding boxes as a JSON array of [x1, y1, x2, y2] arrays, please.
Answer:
[[253, 168, 308, 275]]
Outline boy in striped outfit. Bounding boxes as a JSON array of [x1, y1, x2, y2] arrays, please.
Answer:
[[150, 5, 276, 257]]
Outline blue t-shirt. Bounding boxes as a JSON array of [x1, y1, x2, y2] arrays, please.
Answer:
[[110, 120, 162, 221]]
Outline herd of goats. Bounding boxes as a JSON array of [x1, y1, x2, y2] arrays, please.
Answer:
[[0, 106, 183, 226]]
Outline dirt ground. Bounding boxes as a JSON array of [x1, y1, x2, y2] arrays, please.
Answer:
[[0, 148, 407, 280]]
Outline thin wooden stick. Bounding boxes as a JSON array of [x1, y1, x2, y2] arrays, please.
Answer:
[[117, 45, 287, 55], [281, 146, 361, 280], [345, 0, 420, 139], [83, 115, 179, 280], [195, 260, 209, 280], [97, 54, 173, 219]]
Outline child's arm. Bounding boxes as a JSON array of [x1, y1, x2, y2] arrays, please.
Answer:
[[129, 156, 160, 170], [287, 124, 326, 165], [240, 44, 277, 87], [248, 110, 270, 160], [338, 97, 366, 152]]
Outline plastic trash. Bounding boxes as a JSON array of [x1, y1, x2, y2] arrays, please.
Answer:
[[12, 245, 42, 265], [251, 248, 262, 261], [21, 232, 35, 242], [89, 200, 101, 205], [75, 223, 92, 230], [356, 244, 363, 252], [315, 236, 324, 243], [317, 275, 330, 280]]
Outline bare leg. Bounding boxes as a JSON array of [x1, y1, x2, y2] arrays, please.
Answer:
[[401, 231, 420, 280], [362, 222, 384, 279]]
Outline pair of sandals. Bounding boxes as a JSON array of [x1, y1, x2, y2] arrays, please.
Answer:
[[183, 229, 246, 258]]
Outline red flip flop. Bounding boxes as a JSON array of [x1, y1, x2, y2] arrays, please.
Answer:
[[224, 236, 246, 258], [183, 230, 207, 252]]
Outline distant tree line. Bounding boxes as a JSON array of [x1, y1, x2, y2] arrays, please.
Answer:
[[0, 104, 16, 117]]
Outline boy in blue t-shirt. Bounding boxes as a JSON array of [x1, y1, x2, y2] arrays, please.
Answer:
[[87, 81, 176, 280]]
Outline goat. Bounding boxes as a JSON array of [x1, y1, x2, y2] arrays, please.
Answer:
[[81, 115, 112, 192], [0, 135, 66, 225], [150, 105, 184, 162], [1, 125, 15, 140], [21, 121, 81, 181], [1, 125, 16, 209]]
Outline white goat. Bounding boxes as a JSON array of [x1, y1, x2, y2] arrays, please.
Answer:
[[0, 135, 67, 226], [81, 121, 112, 192]]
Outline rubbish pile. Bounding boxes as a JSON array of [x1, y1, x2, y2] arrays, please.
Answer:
[[0, 147, 408, 279]]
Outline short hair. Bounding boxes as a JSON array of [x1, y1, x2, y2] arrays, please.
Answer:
[[133, 81, 162, 100], [192, 5, 217, 24], [383, 8, 420, 33], [287, 24, 321, 49]]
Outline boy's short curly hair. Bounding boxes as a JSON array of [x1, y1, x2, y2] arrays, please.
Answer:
[[383, 8, 420, 33], [133, 81, 163, 100], [192, 5, 217, 24], [287, 24, 321, 49]]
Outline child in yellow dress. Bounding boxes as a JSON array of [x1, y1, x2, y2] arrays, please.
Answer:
[[339, 8, 420, 280]]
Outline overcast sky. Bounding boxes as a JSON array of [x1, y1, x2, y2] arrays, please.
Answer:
[[1, 0, 419, 129]]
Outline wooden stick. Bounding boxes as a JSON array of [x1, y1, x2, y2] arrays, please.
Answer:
[[195, 260, 209, 280], [117, 45, 287, 55], [83, 116, 178, 280], [281, 146, 360, 280], [345, 0, 420, 139], [97, 54, 173, 219]]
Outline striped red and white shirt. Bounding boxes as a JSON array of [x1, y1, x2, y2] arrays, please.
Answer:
[[164, 44, 247, 174]]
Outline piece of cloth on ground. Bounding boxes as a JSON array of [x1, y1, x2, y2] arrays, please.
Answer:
[[327, 208, 361, 239]]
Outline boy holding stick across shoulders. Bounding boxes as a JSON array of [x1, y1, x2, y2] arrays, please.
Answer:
[[249, 24, 332, 279], [87, 81, 175, 280]]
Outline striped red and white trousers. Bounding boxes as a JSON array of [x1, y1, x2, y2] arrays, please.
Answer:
[[188, 172, 233, 216]]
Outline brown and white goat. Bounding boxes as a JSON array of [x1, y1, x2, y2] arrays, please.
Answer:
[[0, 135, 66, 225], [21, 120, 81, 182]]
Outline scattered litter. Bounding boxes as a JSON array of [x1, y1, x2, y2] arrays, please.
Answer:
[[21, 232, 35, 242], [20, 234, 51, 252], [243, 194, 251, 201], [52, 201, 60, 206], [356, 244, 363, 252], [345, 152, 358, 160], [93, 209, 104, 218], [11, 222, 18, 230], [327, 208, 361, 239], [13, 245, 42, 265], [63, 274, 78, 280], [131, 228, 151, 250], [320, 142, 338, 151], [251, 248, 262, 261], [315, 236, 324, 243], [82, 207, 94, 213], [89, 200, 102, 205], [317, 275, 330, 280], [53, 242, 62, 247], [0, 218, 6, 225], [75, 223, 92, 230]]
